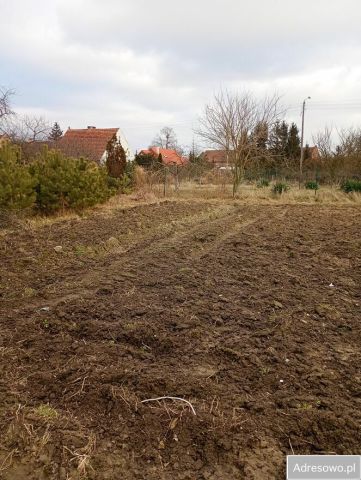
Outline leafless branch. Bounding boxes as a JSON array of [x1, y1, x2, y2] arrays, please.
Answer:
[[1, 114, 50, 142], [312, 126, 333, 158], [195, 89, 283, 194], [0, 87, 15, 120]]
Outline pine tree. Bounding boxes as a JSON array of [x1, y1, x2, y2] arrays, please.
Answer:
[[30, 149, 112, 212], [0, 143, 35, 209], [286, 122, 301, 160], [279, 121, 288, 153], [49, 122, 63, 141], [269, 121, 288, 157]]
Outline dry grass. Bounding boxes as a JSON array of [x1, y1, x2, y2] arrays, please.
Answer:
[[14, 194, 164, 231], [162, 181, 361, 204], [64, 433, 96, 479], [2, 178, 359, 235]]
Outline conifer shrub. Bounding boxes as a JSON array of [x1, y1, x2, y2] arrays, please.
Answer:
[[30, 149, 114, 213], [0, 143, 35, 209], [106, 161, 135, 193]]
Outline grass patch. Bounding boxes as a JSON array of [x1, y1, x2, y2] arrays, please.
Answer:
[[34, 404, 58, 419]]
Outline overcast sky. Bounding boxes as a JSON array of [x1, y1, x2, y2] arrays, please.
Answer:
[[1, 0, 361, 151]]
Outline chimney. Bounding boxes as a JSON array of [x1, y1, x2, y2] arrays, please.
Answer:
[[87, 126, 96, 129]]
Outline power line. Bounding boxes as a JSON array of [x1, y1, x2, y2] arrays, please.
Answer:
[[286, 100, 361, 111]]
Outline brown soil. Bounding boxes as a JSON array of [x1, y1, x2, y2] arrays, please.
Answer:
[[0, 200, 360, 479]]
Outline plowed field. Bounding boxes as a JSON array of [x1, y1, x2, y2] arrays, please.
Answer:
[[0, 200, 360, 479]]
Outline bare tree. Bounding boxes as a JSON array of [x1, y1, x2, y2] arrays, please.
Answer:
[[1, 114, 50, 143], [0, 88, 15, 138], [196, 90, 282, 195], [337, 127, 361, 157], [23, 115, 50, 141], [312, 126, 333, 159], [152, 126, 178, 150], [0, 87, 14, 120]]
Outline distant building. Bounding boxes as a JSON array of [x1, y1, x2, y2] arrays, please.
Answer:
[[200, 150, 232, 169], [56, 126, 133, 163], [303, 145, 320, 161], [138, 146, 188, 166]]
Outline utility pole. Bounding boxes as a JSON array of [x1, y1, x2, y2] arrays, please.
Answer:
[[299, 96, 311, 188]]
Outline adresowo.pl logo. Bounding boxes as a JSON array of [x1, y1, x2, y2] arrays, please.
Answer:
[[287, 455, 361, 480]]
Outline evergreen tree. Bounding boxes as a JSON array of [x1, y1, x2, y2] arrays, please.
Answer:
[[286, 122, 301, 160], [253, 121, 268, 150], [189, 150, 200, 163], [30, 149, 112, 212], [105, 134, 127, 178], [49, 122, 63, 141], [188, 139, 202, 163], [134, 151, 163, 170], [0, 143, 35, 209], [303, 144, 311, 161], [269, 121, 288, 157], [135, 152, 155, 168]]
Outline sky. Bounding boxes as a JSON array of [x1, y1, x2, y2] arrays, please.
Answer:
[[1, 0, 361, 152]]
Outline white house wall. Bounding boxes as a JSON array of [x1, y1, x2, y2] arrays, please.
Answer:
[[117, 128, 133, 161], [100, 128, 134, 164]]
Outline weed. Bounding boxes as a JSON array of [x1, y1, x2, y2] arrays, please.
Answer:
[[259, 366, 271, 375], [256, 178, 270, 188], [74, 245, 87, 256], [23, 287, 36, 297], [272, 182, 290, 194], [341, 179, 361, 193], [296, 402, 312, 410], [42, 318, 50, 329], [305, 181, 319, 191]]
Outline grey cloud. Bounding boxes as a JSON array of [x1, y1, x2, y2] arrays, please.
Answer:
[[1, 0, 360, 150]]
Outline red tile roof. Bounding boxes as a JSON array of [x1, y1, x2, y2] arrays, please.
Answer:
[[139, 147, 188, 166], [56, 128, 118, 163], [201, 150, 231, 167]]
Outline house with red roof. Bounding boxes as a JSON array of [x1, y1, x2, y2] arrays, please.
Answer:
[[138, 146, 188, 166], [56, 126, 132, 164], [303, 145, 320, 161], [200, 150, 232, 169]]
